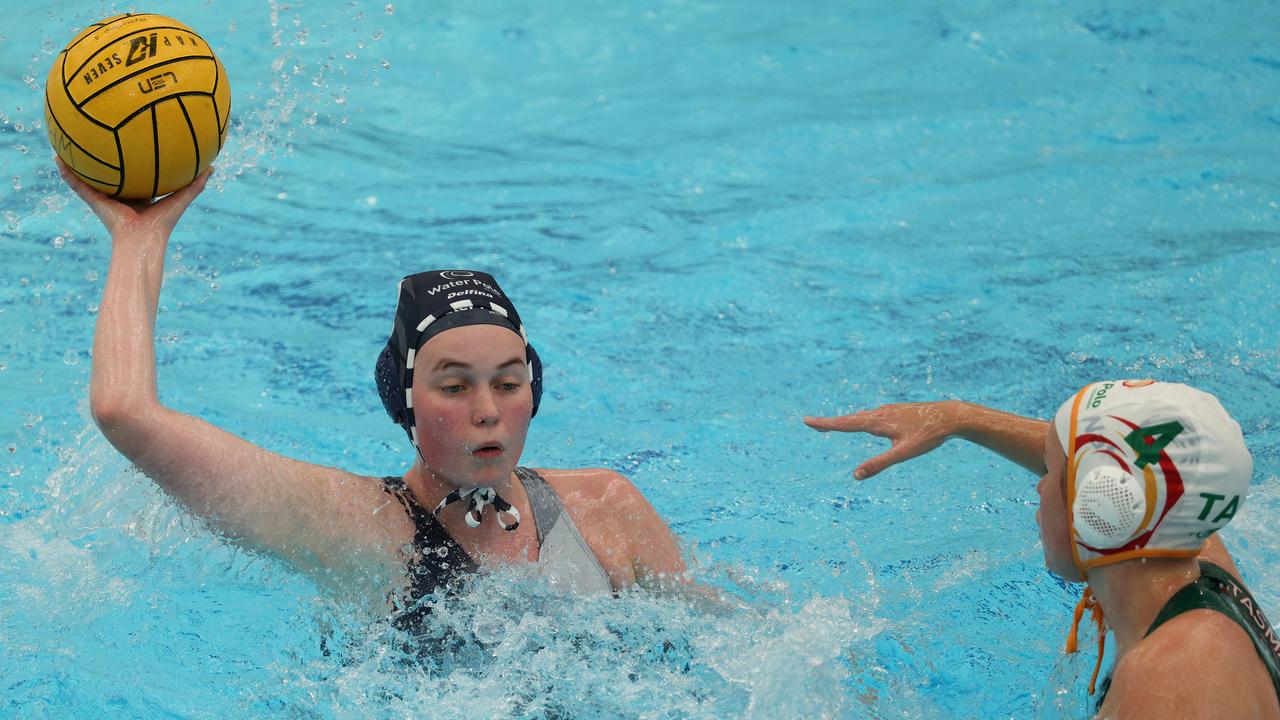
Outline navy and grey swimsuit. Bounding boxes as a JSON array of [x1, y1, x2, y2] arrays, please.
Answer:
[[380, 466, 612, 625]]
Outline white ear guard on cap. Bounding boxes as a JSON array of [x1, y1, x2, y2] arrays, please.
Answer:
[[1072, 466, 1148, 549]]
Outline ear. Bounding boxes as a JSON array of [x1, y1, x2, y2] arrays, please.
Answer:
[[375, 344, 406, 423]]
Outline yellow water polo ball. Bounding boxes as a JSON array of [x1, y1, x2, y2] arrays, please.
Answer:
[[44, 13, 231, 200]]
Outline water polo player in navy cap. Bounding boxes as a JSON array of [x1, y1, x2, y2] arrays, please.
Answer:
[[58, 163, 692, 623]]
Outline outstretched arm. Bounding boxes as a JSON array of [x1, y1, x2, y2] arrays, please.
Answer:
[[804, 400, 1049, 479], [64, 162, 406, 587]]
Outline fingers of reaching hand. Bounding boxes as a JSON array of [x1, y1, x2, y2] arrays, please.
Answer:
[[803, 410, 878, 434], [803, 407, 947, 479], [153, 166, 213, 216], [56, 158, 107, 204], [853, 440, 927, 480]]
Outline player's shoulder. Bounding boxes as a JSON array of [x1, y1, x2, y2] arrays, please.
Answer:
[[533, 467, 637, 503], [1107, 610, 1272, 718]]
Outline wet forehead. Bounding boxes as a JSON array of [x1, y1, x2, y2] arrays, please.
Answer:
[[415, 324, 525, 373]]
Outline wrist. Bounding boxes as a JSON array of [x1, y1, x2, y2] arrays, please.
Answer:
[[110, 227, 171, 253], [945, 400, 986, 441]]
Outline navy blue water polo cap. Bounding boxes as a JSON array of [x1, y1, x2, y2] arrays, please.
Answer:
[[375, 270, 543, 446]]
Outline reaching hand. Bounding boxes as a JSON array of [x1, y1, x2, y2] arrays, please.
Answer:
[[804, 400, 965, 480], [57, 158, 213, 238]]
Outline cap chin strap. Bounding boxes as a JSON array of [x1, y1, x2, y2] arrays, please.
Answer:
[[432, 486, 521, 531], [1064, 586, 1107, 695], [410, 436, 520, 530]]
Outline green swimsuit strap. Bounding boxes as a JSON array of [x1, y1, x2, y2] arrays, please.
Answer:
[[1145, 561, 1280, 703]]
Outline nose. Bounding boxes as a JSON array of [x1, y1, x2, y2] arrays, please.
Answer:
[[471, 386, 500, 426]]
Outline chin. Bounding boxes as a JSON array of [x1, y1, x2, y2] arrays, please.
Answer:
[[465, 461, 515, 485]]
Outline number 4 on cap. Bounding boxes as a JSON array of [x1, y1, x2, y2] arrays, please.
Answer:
[[1124, 421, 1185, 469]]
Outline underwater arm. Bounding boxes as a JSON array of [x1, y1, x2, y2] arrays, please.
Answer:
[[619, 480, 748, 612], [64, 162, 404, 583], [611, 475, 713, 597], [627, 493, 690, 592], [804, 400, 1049, 478]]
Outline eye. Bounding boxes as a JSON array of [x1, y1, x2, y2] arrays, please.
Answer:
[[440, 383, 466, 395], [498, 381, 522, 393]]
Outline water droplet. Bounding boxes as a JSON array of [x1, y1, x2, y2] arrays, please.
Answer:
[[11, 176, 20, 191], [379, 59, 390, 69], [385, 4, 396, 14], [366, 196, 378, 206], [372, 29, 384, 40], [473, 617, 504, 645], [63, 349, 79, 365], [51, 235, 64, 249]]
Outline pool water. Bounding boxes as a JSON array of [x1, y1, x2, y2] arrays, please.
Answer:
[[3, 1, 1279, 717]]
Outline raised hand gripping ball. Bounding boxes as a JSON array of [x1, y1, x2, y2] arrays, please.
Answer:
[[45, 13, 231, 199]]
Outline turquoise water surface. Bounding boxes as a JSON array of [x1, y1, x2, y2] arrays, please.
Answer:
[[3, 1, 1279, 718]]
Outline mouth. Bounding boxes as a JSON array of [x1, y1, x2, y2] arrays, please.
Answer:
[[470, 443, 504, 460]]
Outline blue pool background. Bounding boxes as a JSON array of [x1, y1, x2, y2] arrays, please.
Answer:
[[2, 1, 1279, 717]]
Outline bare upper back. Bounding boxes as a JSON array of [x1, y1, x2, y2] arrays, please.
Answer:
[[1099, 609, 1280, 720]]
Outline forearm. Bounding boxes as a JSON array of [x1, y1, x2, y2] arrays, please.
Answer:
[[952, 402, 1050, 475], [90, 228, 169, 429]]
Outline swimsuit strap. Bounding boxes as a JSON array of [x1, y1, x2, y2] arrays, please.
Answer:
[[1146, 561, 1280, 703], [379, 476, 477, 622], [514, 466, 563, 549], [512, 467, 613, 593]]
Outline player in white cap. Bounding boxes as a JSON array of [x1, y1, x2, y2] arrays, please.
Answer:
[[806, 380, 1279, 719]]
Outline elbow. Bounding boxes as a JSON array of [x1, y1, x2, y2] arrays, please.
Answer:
[[89, 387, 162, 444]]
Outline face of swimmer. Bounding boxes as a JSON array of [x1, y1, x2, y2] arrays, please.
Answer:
[[1037, 424, 1083, 582], [411, 324, 533, 488]]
